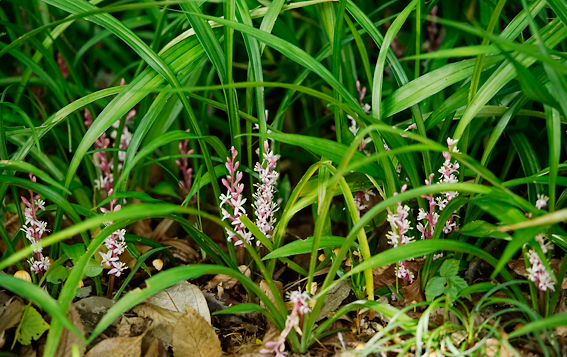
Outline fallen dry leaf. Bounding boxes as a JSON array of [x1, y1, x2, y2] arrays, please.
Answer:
[[85, 333, 145, 357], [133, 218, 153, 239], [484, 338, 512, 357], [0, 299, 24, 348], [132, 304, 180, 347], [19, 345, 37, 357], [75, 296, 115, 334], [146, 324, 173, 348], [402, 275, 425, 306], [151, 219, 174, 240], [372, 264, 395, 289], [55, 304, 86, 357], [205, 265, 251, 291], [316, 279, 351, 322], [117, 316, 148, 337], [172, 305, 222, 357], [159, 239, 199, 261], [148, 281, 210, 324], [373, 260, 424, 290], [259, 280, 283, 343], [142, 338, 166, 357], [133, 303, 183, 326]]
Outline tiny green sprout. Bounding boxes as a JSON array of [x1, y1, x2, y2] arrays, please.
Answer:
[[425, 259, 469, 302]]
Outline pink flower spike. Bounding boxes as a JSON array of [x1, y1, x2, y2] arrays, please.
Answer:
[[21, 175, 51, 274], [262, 289, 310, 357], [219, 147, 251, 246], [526, 249, 554, 292]]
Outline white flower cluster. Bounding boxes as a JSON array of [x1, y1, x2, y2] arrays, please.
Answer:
[[99, 189, 128, 277], [21, 175, 51, 274], [526, 250, 554, 292], [386, 185, 413, 248], [526, 234, 554, 292], [417, 138, 460, 240], [252, 141, 280, 242], [386, 185, 415, 282]]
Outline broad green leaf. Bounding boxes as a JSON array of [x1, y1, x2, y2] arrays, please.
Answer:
[[16, 305, 50, 345], [470, 196, 527, 225], [458, 220, 511, 239], [439, 260, 459, 278], [46, 266, 68, 284], [61, 243, 86, 263], [85, 259, 104, 277], [425, 277, 446, 301]]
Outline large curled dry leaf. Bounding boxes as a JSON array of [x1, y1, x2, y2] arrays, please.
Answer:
[[205, 265, 251, 290], [172, 305, 222, 357], [372, 264, 395, 289], [55, 304, 86, 357], [148, 281, 210, 324], [403, 275, 425, 307], [133, 303, 183, 326], [484, 337, 512, 357], [142, 338, 166, 357], [75, 296, 115, 333], [373, 260, 424, 290], [316, 279, 351, 322], [19, 345, 37, 357], [133, 303, 180, 348], [259, 280, 283, 342], [0, 299, 24, 348], [85, 332, 145, 357]]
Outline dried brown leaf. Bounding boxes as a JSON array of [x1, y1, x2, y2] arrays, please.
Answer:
[[372, 264, 395, 289], [402, 275, 424, 306], [148, 281, 210, 324], [484, 338, 512, 357], [159, 239, 199, 261], [133, 219, 153, 239], [172, 305, 222, 357], [117, 317, 148, 338], [20, 345, 37, 357], [133, 303, 183, 326], [151, 219, 174, 241], [205, 266, 251, 290], [55, 304, 86, 357], [75, 297, 115, 334], [259, 280, 283, 342], [142, 338, 166, 357], [4, 211, 20, 238], [373, 260, 424, 290], [0, 299, 24, 348], [85, 333, 145, 357], [259, 280, 283, 309], [316, 280, 351, 322]]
